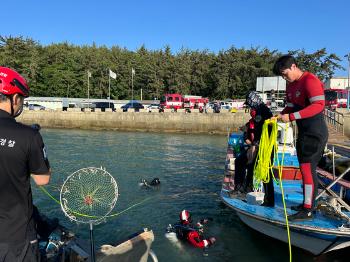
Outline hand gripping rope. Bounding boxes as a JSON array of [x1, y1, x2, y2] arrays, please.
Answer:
[[253, 119, 292, 262]]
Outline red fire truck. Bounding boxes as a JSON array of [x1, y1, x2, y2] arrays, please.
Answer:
[[160, 94, 209, 109], [325, 89, 348, 109]]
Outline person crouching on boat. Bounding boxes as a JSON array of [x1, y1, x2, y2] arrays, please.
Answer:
[[171, 210, 216, 249], [273, 55, 328, 221], [241, 91, 274, 207], [234, 108, 257, 192]]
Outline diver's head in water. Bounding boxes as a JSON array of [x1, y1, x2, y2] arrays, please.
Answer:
[[150, 178, 160, 186]]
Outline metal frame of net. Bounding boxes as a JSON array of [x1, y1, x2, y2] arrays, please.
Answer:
[[60, 167, 118, 225]]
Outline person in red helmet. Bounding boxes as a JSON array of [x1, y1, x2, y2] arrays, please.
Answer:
[[0, 67, 51, 261], [169, 210, 216, 249]]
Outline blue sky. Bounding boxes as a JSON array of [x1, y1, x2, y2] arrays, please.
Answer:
[[3, 0, 350, 76]]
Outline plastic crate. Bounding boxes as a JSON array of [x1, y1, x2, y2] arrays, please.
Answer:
[[274, 153, 299, 168], [273, 167, 302, 180]]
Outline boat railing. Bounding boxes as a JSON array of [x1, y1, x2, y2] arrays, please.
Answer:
[[316, 166, 350, 214], [323, 108, 344, 135]]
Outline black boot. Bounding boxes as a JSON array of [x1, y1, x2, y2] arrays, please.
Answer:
[[288, 209, 313, 221], [291, 204, 304, 211]]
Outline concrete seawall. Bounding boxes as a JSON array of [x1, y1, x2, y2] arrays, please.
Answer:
[[18, 110, 250, 135], [17, 110, 350, 138]]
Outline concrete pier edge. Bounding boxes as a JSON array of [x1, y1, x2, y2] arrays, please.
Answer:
[[18, 110, 350, 138]]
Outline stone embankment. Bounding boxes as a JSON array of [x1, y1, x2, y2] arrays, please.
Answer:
[[17, 108, 350, 138], [18, 109, 250, 135]]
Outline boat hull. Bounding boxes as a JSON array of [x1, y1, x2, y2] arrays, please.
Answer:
[[236, 208, 350, 255]]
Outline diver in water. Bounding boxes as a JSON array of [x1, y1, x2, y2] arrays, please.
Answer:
[[139, 177, 160, 188], [167, 210, 216, 249]]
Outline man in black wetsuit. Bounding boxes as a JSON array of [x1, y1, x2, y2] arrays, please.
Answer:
[[273, 55, 328, 220], [0, 67, 51, 261]]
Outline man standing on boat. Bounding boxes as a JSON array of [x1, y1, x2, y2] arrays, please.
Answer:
[[273, 55, 328, 221], [0, 67, 51, 261]]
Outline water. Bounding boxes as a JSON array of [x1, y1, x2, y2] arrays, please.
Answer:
[[33, 129, 348, 262]]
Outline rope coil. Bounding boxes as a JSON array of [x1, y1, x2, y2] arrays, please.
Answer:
[[252, 119, 292, 262]]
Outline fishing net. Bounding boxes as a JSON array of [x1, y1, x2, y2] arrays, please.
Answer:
[[60, 167, 118, 225]]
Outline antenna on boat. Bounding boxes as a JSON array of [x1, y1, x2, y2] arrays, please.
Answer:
[[60, 167, 119, 262]]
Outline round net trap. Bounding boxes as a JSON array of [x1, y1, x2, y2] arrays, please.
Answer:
[[60, 167, 118, 225]]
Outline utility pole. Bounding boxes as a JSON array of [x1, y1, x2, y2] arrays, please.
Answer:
[[87, 71, 91, 109], [346, 53, 350, 89], [131, 68, 135, 106], [345, 53, 350, 110]]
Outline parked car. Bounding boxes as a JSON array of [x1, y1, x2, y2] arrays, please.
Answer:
[[28, 104, 46, 110], [93, 102, 115, 112], [147, 103, 160, 110], [121, 101, 144, 112]]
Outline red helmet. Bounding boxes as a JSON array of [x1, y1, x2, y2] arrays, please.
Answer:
[[0, 67, 29, 97], [179, 210, 192, 224]]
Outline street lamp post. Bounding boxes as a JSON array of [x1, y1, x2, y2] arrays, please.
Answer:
[[345, 53, 350, 88], [131, 68, 135, 107], [345, 53, 350, 110], [344, 53, 350, 110], [87, 71, 91, 109]]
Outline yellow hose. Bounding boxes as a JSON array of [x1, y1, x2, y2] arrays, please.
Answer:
[[253, 119, 292, 262]]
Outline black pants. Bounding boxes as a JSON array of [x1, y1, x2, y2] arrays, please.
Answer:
[[234, 150, 248, 187], [296, 131, 328, 209], [0, 241, 39, 262]]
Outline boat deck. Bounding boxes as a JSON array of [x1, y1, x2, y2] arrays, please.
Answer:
[[221, 180, 350, 234]]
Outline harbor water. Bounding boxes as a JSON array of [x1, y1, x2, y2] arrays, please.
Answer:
[[33, 129, 348, 261]]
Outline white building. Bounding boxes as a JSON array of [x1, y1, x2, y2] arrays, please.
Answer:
[[324, 77, 349, 90], [256, 76, 286, 108], [256, 76, 286, 93]]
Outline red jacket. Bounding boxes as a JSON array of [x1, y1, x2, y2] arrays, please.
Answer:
[[281, 72, 325, 121]]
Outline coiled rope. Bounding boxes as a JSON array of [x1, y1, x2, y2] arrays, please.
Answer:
[[253, 119, 292, 262]]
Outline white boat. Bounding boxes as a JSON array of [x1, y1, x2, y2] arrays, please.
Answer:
[[221, 124, 350, 255]]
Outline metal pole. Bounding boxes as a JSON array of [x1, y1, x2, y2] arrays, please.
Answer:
[[108, 71, 111, 108], [88, 72, 90, 109], [131, 69, 134, 107], [347, 53, 350, 89], [346, 53, 350, 111], [316, 167, 350, 200], [89, 223, 95, 262], [332, 146, 335, 181]]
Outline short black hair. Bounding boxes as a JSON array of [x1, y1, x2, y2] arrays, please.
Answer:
[[273, 55, 298, 75], [0, 93, 8, 102]]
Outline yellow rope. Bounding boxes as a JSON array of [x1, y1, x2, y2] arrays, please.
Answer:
[[253, 119, 292, 262], [37, 185, 153, 220], [253, 119, 278, 189]]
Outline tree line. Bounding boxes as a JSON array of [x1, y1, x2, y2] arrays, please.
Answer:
[[0, 36, 344, 100]]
